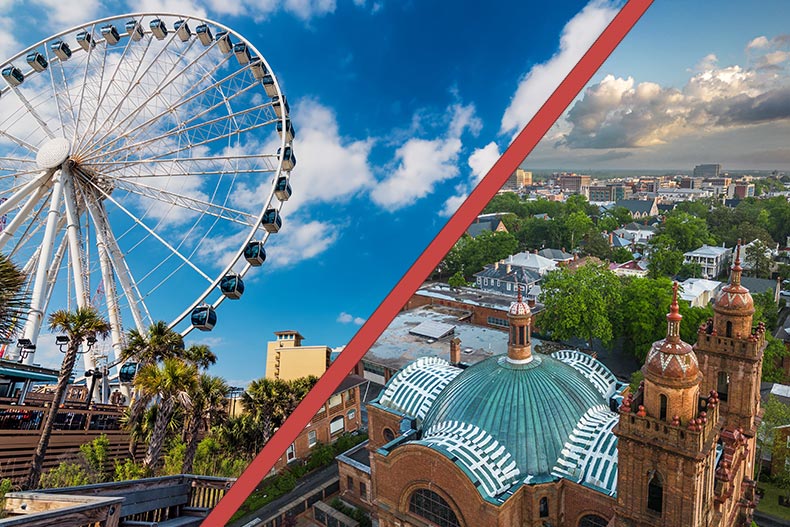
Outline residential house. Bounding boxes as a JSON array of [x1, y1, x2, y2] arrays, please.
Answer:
[[474, 262, 542, 296], [466, 213, 509, 238], [683, 245, 731, 279], [679, 278, 722, 308], [614, 222, 656, 245], [614, 198, 659, 218], [740, 276, 781, 303], [741, 239, 778, 275], [538, 248, 574, 264], [503, 251, 558, 275], [609, 259, 649, 278]]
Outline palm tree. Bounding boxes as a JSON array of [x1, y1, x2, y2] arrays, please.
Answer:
[[121, 321, 185, 456], [182, 374, 229, 474], [183, 344, 217, 371], [134, 358, 197, 471], [0, 252, 29, 341], [26, 307, 110, 489]]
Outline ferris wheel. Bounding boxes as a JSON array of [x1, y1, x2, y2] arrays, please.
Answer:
[[0, 13, 295, 381]]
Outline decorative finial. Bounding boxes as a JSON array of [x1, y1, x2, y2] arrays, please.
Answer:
[[731, 239, 743, 286], [517, 281, 523, 304], [666, 282, 682, 339]]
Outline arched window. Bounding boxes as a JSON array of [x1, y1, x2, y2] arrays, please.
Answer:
[[647, 471, 663, 514], [578, 514, 608, 527], [717, 371, 729, 402], [659, 394, 668, 421], [409, 488, 460, 527], [539, 497, 549, 518], [726, 320, 733, 338], [383, 427, 395, 442]]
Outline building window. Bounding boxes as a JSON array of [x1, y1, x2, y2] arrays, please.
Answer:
[[328, 394, 343, 408], [647, 471, 663, 514], [330, 416, 345, 435], [347, 475, 354, 491], [717, 372, 729, 402], [286, 443, 296, 463], [539, 497, 548, 517], [359, 481, 366, 497], [308, 430, 317, 448], [487, 316, 508, 328], [659, 394, 668, 421], [726, 320, 733, 338], [578, 514, 608, 527], [383, 427, 395, 442], [347, 409, 356, 420], [409, 488, 460, 527]]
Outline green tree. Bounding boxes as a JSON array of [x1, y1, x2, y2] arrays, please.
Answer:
[[762, 337, 789, 383], [653, 211, 715, 253], [448, 271, 468, 289], [26, 307, 110, 489], [756, 394, 790, 482], [647, 240, 684, 279], [182, 374, 229, 474], [744, 239, 773, 279], [612, 247, 634, 264], [539, 263, 622, 349], [616, 277, 674, 361], [677, 262, 703, 281], [0, 252, 28, 339], [582, 232, 612, 261], [134, 358, 198, 471], [183, 344, 217, 371], [753, 290, 780, 333], [565, 211, 594, 249]]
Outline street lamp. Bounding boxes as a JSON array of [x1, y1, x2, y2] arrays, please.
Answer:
[[55, 336, 69, 353], [16, 338, 36, 361], [84, 369, 103, 409]]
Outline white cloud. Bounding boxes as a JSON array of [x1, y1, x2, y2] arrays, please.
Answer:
[[0, 16, 20, 62], [371, 136, 462, 210], [135, 0, 208, 17], [500, 0, 620, 136], [467, 141, 501, 183], [26, 0, 102, 27], [337, 312, 365, 325], [371, 102, 479, 210], [265, 219, 338, 268], [746, 36, 770, 50], [439, 192, 467, 218]]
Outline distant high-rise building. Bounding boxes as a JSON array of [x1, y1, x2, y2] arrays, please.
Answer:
[[693, 163, 721, 179], [264, 330, 331, 381], [502, 168, 532, 191], [558, 174, 591, 196]]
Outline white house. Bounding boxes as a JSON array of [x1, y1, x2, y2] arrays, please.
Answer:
[[679, 278, 722, 308], [683, 245, 732, 279]]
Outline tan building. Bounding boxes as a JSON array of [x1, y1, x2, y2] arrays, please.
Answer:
[[502, 168, 532, 191], [340, 247, 765, 527], [264, 330, 331, 381]]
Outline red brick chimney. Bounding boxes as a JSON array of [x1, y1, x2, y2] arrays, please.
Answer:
[[450, 337, 461, 365]]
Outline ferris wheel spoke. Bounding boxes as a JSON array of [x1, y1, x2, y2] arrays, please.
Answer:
[[79, 37, 227, 158], [70, 24, 103, 148], [42, 46, 67, 139], [0, 184, 50, 253], [85, 196, 149, 332], [87, 178, 214, 284], [0, 171, 53, 218], [62, 166, 89, 308], [0, 129, 39, 154], [5, 86, 56, 141], [72, 36, 112, 153], [76, 26, 195, 159], [111, 178, 257, 227]]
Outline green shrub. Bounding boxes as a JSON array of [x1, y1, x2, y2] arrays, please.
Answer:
[[113, 459, 148, 482], [39, 463, 90, 488]]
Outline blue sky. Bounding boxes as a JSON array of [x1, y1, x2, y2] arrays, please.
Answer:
[[2, 0, 789, 386]]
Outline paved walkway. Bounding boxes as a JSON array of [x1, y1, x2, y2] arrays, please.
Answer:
[[228, 464, 339, 527]]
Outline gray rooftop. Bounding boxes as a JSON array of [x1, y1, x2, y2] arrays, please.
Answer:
[[364, 304, 517, 371]]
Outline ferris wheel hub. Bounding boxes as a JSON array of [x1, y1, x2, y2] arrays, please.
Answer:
[[36, 137, 71, 169]]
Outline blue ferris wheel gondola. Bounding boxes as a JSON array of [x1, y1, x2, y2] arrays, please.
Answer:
[[244, 241, 266, 266], [220, 273, 245, 299], [191, 305, 217, 331], [119, 362, 139, 383]]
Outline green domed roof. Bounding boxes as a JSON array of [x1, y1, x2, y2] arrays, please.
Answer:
[[422, 354, 607, 478]]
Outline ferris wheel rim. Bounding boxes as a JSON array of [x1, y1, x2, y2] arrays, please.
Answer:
[[0, 11, 294, 366]]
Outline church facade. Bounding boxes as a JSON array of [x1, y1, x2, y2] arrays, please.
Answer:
[[347, 246, 763, 527]]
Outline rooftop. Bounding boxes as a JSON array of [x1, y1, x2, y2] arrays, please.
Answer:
[[364, 304, 516, 371], [684, 244, 731, 257]]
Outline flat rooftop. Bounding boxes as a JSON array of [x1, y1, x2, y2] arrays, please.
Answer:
[[416, 283, 544, 314], [364, 304, 529, 371]]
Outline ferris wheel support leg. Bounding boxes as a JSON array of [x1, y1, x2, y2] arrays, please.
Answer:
[[0, 185, 49, 253], [20, 170, 62, 365], [0, 170, 52, 219], [62, 165, 96, 378], [91, 200, 127, 402]]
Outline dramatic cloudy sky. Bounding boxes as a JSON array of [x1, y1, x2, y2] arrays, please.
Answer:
[[527, 0, 790, 171], [3, 0, 787, 385]]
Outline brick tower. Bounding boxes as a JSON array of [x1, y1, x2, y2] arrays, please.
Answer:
[[615, 283, 721, 526], [693, 241, 765, 524]]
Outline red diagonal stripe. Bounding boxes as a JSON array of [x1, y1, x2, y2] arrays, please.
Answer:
[[205, 1, 653, 524]]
